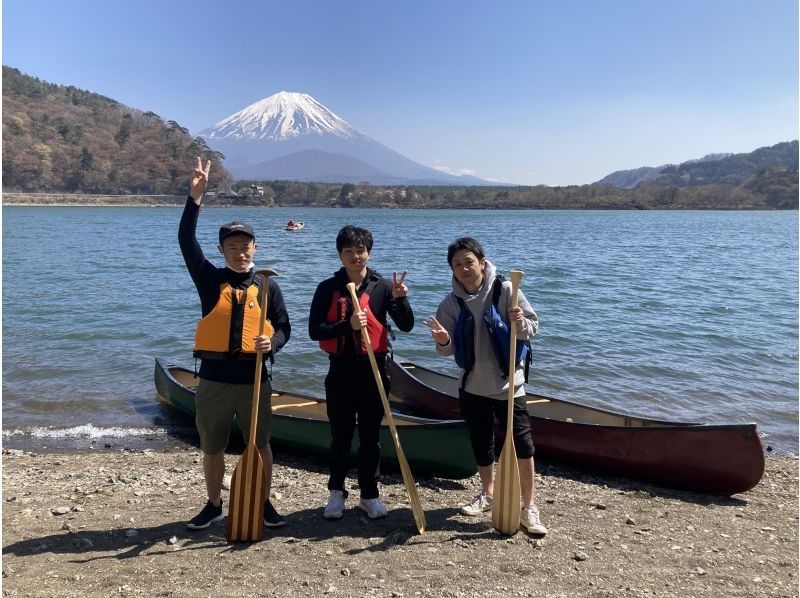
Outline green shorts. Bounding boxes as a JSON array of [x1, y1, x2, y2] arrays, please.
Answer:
[[195, 378, 272, 454]]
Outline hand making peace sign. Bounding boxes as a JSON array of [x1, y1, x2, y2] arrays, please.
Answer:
[[423, 315, 450, 346], [391, 270, 409, 299], [189, 156, 211, 204]]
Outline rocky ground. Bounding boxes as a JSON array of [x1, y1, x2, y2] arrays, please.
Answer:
[[1, 447, 797, 597]]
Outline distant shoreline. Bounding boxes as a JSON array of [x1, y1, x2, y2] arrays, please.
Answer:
[[2, 193, 189, 207], [3, 191, 798, 210]]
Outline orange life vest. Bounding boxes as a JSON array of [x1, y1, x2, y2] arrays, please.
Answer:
[[194, 281, 273, 359], [318, 282, 389, 355]]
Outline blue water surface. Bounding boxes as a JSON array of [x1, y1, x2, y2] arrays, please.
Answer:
[[2, 206, 797, 454]]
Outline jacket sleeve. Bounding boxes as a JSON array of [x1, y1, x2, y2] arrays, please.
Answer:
[[267, 280, 291, 355], [434, 294, 458, 357], [178, 197, 217, 291], [308, 280, 352, 341]]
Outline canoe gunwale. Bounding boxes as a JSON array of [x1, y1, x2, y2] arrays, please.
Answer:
[[392, 358, 760, 431]]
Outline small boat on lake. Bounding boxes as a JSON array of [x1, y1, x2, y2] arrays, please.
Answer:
[[284, 220, 304, 231], [387, 357, 765, 495], [153, 358, 476, 479]]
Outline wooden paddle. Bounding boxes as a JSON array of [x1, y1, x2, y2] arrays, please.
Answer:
[[345, 282, 426, 534], [491, 269, 524, 535], [227, 268, 278, 542]]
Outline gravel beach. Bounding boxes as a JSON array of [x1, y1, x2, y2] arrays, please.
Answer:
[[1, 447, 797, 597]]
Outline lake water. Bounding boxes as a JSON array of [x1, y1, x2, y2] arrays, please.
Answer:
[[2, 206, 797, 454]]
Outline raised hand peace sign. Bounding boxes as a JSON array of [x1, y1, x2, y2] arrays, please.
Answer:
[[391, 270, 409, 299], [189, 156, 211, 204]]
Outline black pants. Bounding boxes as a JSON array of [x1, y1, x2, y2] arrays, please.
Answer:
[[324, 356, 388, 499], [458, 389, 535, 468]]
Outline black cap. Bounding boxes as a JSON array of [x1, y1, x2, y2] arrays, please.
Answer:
[[219, 221, 255, 243]]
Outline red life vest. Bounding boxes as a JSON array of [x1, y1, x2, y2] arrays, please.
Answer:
[[318, 280, 389, 355]]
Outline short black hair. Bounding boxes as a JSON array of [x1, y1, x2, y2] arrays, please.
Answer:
[[447, 237, 485, 266], [336, 225, 373, 252]]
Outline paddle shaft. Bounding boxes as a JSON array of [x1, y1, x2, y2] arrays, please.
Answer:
[[346, 282, 426, 534], [247, 277, 270, 441], [492, 270, 524, 535], [505, 272, 522, 460]]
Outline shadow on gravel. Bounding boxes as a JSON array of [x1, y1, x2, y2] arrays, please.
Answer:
[[2, 504, 512, 563], [534, 456, 750, 507]]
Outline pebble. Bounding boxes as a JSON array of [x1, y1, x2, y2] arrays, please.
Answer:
[[168, 536, 178, 545], [574, 551, 588, 561], [695, 567, 706, 575], [51, 506, 70, 515], [625, 517, 636, 525], [323, 585, 336, 594], [125, 529, 139, 538]]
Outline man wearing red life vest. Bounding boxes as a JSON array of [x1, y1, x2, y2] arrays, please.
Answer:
[[308, 225, 414, 520]]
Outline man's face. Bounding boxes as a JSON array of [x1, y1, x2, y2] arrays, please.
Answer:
[[219, 234, 256, 271], [339, 244, 370, 273], [450, 249, 485, 291]]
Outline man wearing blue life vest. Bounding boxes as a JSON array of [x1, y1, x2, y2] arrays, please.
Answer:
[[179, 157, 291, 531], [308, 225, 414, 520], [424, 237, 547, 536]]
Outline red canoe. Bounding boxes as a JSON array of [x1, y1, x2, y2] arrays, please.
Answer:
[[388, 357, 765, 495]]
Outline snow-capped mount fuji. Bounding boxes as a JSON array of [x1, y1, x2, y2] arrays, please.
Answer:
[[200, 92, 491, 185], [205, 92, 367, 142]]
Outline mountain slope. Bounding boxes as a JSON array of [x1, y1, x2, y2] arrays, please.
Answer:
[[597, 142, 797, 189], [2, 66, 231, 194], [201, 92, 493, 185], [234, 149, 402, 184], [642, 141, 797, 187]]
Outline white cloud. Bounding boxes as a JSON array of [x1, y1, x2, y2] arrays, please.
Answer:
[[432, 164, 477, 176]]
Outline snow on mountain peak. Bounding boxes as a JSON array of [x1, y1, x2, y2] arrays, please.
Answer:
[[204, 91, 365, 141]]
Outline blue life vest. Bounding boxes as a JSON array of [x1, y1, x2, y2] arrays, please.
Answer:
[[453, 276, 532, 388]]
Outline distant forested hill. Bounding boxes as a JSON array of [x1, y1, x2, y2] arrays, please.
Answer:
[[641, 141, 798, 188], [598, 141, 798, 190], [2, 66, 232, 194]]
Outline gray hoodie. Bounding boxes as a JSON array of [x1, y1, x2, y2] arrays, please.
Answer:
[[435, 260, 538, 400]]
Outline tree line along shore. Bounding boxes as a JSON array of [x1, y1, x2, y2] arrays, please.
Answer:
[[3, 175, 797, 211]]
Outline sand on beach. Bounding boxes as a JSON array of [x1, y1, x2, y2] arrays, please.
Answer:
[[1, 447, 797, 598]]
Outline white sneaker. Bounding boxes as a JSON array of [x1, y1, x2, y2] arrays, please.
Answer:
[[460, 492, 493, 516], [324, 490, 346, 520], [359, 497, 388, 519], [520, 505, 548, 535]]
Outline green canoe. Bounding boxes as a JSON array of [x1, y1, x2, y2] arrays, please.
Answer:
[[153, 358, 477, 479]]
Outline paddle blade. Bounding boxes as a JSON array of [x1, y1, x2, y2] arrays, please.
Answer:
[[226, 446, 266, 542], [492, 438, 521, 535]]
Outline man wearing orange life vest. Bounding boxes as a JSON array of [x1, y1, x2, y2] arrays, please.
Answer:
[[179, 157, 291, 531], [308, 225, 414, 520]]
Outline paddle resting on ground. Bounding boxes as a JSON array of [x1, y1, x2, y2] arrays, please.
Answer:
[[346, 282, 426, 534], [491, 270, 524, 535], [226, 268, 278, 542]]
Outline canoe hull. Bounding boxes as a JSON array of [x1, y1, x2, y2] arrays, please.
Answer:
[[154, 358, 477, 479], [388, 358, 765, 495]]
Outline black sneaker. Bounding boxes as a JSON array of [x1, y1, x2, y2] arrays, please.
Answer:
[[187, 500, 224, 530], [263, 500, 286, 527]]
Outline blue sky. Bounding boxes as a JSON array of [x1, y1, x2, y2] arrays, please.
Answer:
[[3, 0, 797, 185]]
